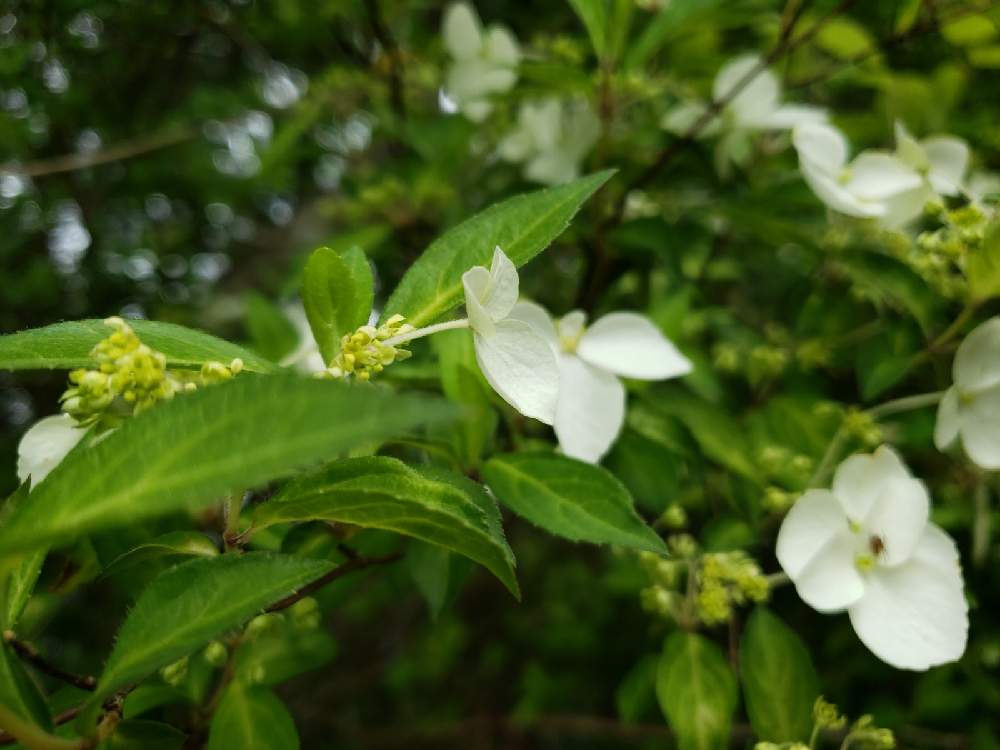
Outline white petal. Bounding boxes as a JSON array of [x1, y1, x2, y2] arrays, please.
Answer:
[[861, 474, 930, 566], [793, 122, 848, 175], [793, 530, 866, 613], [924, 136, 969, 196], [522, 99, 562, 151], [554, 354, 626, 463], [757, 104, 828, 130], [832, 445, 912, 522], [461, 98, 493, 123], [524, 150, 580, 186], [879, 184, 935, 230], [474, 319, 559, 424], [660, 101, 719, 138], [958, 384, 1000, 470], [894, 120, 928, 171], [477, 65, 517, 95], [715, 55, 779, 127], [483, 26, 520, 67], [953, 317, 1000, 393], [848, 524, 968, 670], [497, 128, 534, 162], [776, 489, 850, 579], [509, 300, 559, 350], [442, 3, 482, 61], [462, 265, 496, 335], [845, 152, 922, 200], [576, 312, 692, 380], [557, 310, 587, 344], [461, 246, 519, 334], [798, 159, 885, 218], [16, 414, 86, 488], [934, 387, 962, 451]]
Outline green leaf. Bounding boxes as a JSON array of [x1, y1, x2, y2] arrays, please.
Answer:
[[814, 16, 877, 59], [101, 531, 219, 578], [97, 720, 186, 750], [207, 682, 299, 750], [408, 541, 452, 621], [0, 374, 454, 556], [0, 319, 276, 372], [656, 632, 737, 750], [302, 246, 374, 363], [0, 485, 46, 629], [381, 171, 614, 328], [432, 328, 497, 469], [0, 642, 51, 732], [253, 457, 519, 598], [836, 252, 944, 334], [740, 606, 821, 743], [942, 15, 997, 47], [616, 654, 659, 723], [568, 0, 608, 56], [244, 293, 298, 363], [967, 225, 1000, 302], [625, 0, 721, 69], [482, 452, 667, 554], [86, 553, 332, 722]]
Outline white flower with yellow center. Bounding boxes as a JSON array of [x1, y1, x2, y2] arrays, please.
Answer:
[[462, 247, 559, 424], [498, 98, 600, 186], [442, 2, 520, 123], [509, 301, 692, 462], [793, 122, 923, 221], [935, 317, 1000, 469], [16, 414, 86, 489], [777, 446, 968, 670]]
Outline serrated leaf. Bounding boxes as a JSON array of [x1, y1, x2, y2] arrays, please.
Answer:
[[101, 531, 219, 578], [0, 319, 276, 372], [85, 553, 332, 723], [0, 642, 51, 733], [0, 375, 454, 557], [0, 485, 45, 629], [302, 246, 373, 363], [207, 682, 298, 750], [253, 457, 519, 598], [740, 607, 820, 743], [482, 452, 666, 554], [656, 632, 736, 750], [97, 720, 186, 750], [245, 293, 299, 363], [381, 171, 614, 328]]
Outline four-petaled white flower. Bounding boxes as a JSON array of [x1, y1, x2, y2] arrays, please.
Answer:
[[510, 301, 692, 462], [16, 414, 86, 489], [793, 122, 923, 222], [935, 316, 1000, 469], [498, 98, 600, 186], [462, 247, 559, 424], [777, 446, 968, 671], [442, 2, 520, 123]]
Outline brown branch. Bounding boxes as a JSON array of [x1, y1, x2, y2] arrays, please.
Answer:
[[4, 631, 97, 692], [0, 126, 196, 179], [265, 551, 403, 613]]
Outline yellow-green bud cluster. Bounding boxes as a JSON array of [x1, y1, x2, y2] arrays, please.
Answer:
[[843, 408, 882, 447], [323, 314, 413, 381], [813, 696, 847, 731], [763, 486, 795, 513], [845, 715, 895, 750], [659, 504, 687, 529], [200, 358, 244, 384], [160, 656, 189, 687], [695, 551, 769, 626], [202, 640, 228, 668], [62, 317, 177, 428]]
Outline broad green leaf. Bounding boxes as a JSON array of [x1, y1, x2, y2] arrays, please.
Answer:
[[625, 0, 722, 69], [409, 540, 452, 621], [568, 0, 608, 56], [942, 15, 997, 46], [0, 642, 51, 732], [122, 685, 188, 720], [836, 252, 944, 334], [740, 607, 820, 743], [244, 293, 298, 362], [482, 452, 667, 554], [967, 225, 1000, 302], [85, 553, 332, 722], [0, 485, 45, 628], [0, 375, 454, 556], [0, 319, 276, 372], [97, 720, 186, 750], [253, 457, 519, 597], [302, 246, 374, 363], [432, 328, 497, 469], [381, 171, 614, 328], [656, 632, 737, 750], [101, 531, 219, 578], [616, 654, 659, 724], [207, 682, 299, 750]]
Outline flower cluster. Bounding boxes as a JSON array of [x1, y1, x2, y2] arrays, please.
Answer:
[[498, 98, 601, 186], [695, 551, 769, 625], [322, 315, 414, 381]]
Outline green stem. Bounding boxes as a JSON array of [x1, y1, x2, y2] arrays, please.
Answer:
[[809, 721, 822, 750], [865, 391, 945, 420], [765, 571, 791, 588], [809, 425, 848, 488], [929, 302, 977, 352], [223, 493, 242, 550], [0, 704, 85, 750], [381, 318, 469, 347]]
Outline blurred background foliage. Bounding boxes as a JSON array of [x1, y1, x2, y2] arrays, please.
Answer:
[[2, 0, 1000, 747]]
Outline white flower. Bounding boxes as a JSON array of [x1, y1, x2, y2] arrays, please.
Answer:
[[498, 98, 600, 186], [882, 121, 971, 228], [462, 247, 559, 423], [280, 303, 327, 374], [662, 54, 827, 137], [968, 170, 1000, 206], [777, 446, 968, 671], [510, 301, 692, 462], [793, 122, 922, 220], [16, 414, 86, 488], [442, 2, 520, 123], [935, 317, 1000, 469]]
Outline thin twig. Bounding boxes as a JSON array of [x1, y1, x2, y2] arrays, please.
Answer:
[[4, 631, 97, 692], [365, 0, 407, 119], [265, 552, 403, 612]]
